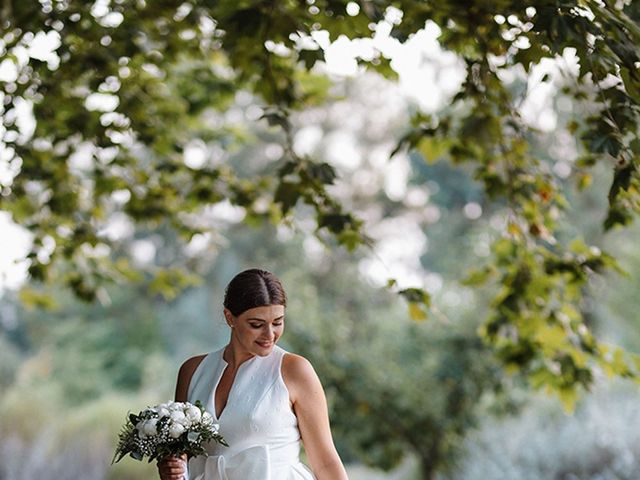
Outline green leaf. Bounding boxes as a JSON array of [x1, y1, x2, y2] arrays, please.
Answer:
[[462, 266, 496, 286], [609, 347, 629, 375], [408, 302, 428, 322], [274, 181, 302, 214], [398, 287, 430, 304], [492, 238, 516, 261], [337, 228, 363, 251], [568, 238, 589, 255], [130, 450, 143, 461], [417, 137, 448, 164], [620, 67, 640, 103], [534, 324, 567, 353], [604, 207, 633, 230], [577, 173, 593, 190], [307, 162, 337, 185], [298, 49, 325, 70], [18, 288, 58, 310], [261, 111, 291, 131], [608, 163, 635, 204], [317, 213, 352, 234], [558, 387, 578, 414], [148, 268, 202, 300], [399, 287, 431, 322]]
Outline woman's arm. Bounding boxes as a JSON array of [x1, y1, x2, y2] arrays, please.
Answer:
[[283, 354, 349, 480], [157, 355, 205, 480]]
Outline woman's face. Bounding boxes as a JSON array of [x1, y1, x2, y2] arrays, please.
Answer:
[[225, 304, 285, 357]]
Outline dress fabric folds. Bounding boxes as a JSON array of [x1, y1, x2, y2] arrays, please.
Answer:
[[185, 345, 316, 480]]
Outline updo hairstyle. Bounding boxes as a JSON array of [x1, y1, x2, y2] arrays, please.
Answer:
[[223, 269, 287, 317]]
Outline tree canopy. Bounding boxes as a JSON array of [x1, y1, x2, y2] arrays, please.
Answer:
[[2, 0, 640, 400]]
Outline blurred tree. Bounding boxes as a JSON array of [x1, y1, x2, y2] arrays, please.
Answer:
[[285, 267, 507, 480], [0, 202, 637, 480], [2, 0, 640, 396], [10, 284, 167, 402]]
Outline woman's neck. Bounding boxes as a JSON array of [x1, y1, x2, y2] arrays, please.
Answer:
[[223, 342, 255, 369]]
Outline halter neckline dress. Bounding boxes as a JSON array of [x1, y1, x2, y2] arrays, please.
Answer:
[[185, 345, 316, 480]]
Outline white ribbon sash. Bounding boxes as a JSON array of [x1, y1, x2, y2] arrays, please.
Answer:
[[188, 445, 272, 480]]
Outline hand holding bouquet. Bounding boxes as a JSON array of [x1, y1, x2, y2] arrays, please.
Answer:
[[112, 400, 227, 464]]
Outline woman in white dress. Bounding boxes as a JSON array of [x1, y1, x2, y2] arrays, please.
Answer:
[[158, 269, 349, 480]]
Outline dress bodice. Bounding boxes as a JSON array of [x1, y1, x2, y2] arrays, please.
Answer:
[[186, 346, 315, 480]]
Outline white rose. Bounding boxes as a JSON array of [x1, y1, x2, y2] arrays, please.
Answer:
[[185, 406, 202, 423], [168, 422, 186, 438], [157, 407, 170, 418], [170, 410, 189, 426], [142, 419, 158, 436]]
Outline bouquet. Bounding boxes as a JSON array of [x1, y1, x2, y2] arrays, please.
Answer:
[[112, 400, 227, 464]]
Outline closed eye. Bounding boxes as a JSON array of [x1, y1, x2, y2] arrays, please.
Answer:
[[249, 322, 283, 328]]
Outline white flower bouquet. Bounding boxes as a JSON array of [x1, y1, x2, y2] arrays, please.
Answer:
[[112, 400, 227, 464]]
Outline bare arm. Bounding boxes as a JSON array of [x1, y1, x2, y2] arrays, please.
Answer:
[[283, 354, 349, 480], [158, 355, 205, 480]]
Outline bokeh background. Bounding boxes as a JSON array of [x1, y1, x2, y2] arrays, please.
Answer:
[[2, 2, 640, 480]]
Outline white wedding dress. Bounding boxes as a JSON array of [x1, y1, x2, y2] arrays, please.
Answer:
[[185, 345, 316, 480]]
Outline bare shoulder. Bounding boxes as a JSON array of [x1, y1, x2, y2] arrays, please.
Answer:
[[175, 354, 207, 401], [179, 354, 207, 374], [282, 353, 323, 401], [282, 352, 316, 380]]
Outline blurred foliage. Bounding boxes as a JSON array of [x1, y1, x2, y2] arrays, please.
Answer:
[[2, 0, 640, 409], [6, 284, 170, 402], [0, 389, 161, 480], [283, 265, 508, 479], [0, 205, 639, 479], [0, 332, 22, 389]]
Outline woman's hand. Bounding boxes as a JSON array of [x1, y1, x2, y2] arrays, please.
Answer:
[[157, 453, 187, 480]]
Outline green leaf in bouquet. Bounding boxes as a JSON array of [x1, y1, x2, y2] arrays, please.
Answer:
[[158, 416, 170, 430], [111, 447, 130, 465], [130, 451, 143, 461]]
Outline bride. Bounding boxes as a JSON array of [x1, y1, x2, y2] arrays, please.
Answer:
[[157, 268, 349, 480]]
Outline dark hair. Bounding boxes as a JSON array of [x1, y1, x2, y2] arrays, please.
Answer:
[[223, 269, 287, 316]]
